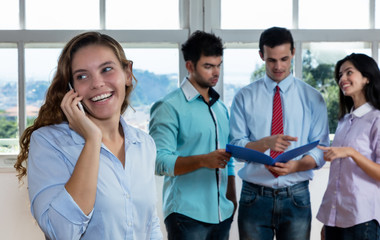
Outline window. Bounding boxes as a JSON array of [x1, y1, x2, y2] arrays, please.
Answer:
[[122, 46, 179, 131], [107, 0, 179, 29], [26, 0, 99, 29], [302, 42, 371, 133], [0, 0, 18, 29], [1, 0, 380, 159], [223, 45, 262, 107], [221, 0, 292, 29], [218, 0, 380, 138], [299, 0, 369, 29], [25, 46, 63, 126], [0, 45, 18, 153]]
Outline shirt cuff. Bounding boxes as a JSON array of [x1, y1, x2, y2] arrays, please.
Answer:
[[50, 188, 92, 225], [227, 158, 236, 176], [156, 153, 178, 177], [307, 148, 325, 169]]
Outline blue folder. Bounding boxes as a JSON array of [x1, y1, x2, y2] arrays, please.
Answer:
[[226, 140, 320, 166]]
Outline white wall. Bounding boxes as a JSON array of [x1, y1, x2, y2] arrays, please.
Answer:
[[0, 169, 44, 239], [0, 162, 329, 240]]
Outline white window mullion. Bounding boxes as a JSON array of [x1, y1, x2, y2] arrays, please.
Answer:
[[206, 0, 224, 96], [189, 0, 204, 33], [100, 0, 106, 29], [372, 41, 379, 63], [370, 0, 378, 63], [179, 0, 190, 83], [204, 0, 221, 32], [293, 0, 299, 29], [294, 41, 302, 79], [370, 0, 375, 29], [18, 42, 26, 136], [19, 0, 25, 29]]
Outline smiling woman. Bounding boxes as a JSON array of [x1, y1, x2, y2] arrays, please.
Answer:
[[69, 44, 133, 121], [14, 32, 163, 240]]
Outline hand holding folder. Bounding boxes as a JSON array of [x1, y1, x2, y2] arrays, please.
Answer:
[[226, 140, 320, 166]]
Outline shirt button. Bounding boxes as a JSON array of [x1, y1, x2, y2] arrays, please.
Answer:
[[126, 193, 130, 199], [128, 222, 132, 226]]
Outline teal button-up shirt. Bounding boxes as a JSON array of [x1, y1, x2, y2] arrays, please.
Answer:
[[149, 78, 235, 224]]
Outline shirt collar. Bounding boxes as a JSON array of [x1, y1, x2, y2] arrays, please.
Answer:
[[180, 77, 220, 105], [351, 102, 374, 118], [264, 73, 294, 93], [70, 116, 142, 145]]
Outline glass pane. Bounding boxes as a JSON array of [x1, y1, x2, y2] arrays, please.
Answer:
[[223, 45, 263, 108], [122, 47, 179, 131], [25, 47, 62, 126], [107, 0, 179, 29], [0, 46, 18, 153], [302, 42, 371, 134], [0, 0, 18, 29], [376, 0, 380, 28], [26, 0, 99, 29], [299, 0, 369, 29], [221, 0, 292, 29]]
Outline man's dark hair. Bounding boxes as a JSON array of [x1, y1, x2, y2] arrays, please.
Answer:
[[259, 27, 294, 54], [181, 30, 224, 66]]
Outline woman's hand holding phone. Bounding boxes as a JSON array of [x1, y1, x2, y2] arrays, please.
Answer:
[[61, 85, 102, 141], [68, 83, 85, 113]]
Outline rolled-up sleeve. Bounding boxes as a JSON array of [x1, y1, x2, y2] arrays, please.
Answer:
[[28, 131, 91, 240], [308, 94, 330, 168], [229, 90, 251, 148], [149, 100, 179, 177]]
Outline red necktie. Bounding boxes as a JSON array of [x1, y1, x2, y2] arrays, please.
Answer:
[[270, 86, 283, 177]]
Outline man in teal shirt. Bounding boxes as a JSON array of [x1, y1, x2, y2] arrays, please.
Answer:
[[149, 31, 236, 240]]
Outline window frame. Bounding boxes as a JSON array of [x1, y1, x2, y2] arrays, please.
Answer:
[[1, 0, 380, 167]]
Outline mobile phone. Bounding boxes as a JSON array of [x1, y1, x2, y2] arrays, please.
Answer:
[[68, 83, 85, 113]]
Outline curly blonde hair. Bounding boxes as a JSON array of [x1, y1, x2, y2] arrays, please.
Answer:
[[14, 32, 136, 181]]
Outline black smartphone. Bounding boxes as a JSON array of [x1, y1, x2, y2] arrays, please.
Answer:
[[68, 83, 85, 113]]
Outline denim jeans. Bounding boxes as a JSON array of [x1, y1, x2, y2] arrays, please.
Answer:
[[238, 180, 311, 240], [325, 220, 380, 240], [164, 213, 233, 240]]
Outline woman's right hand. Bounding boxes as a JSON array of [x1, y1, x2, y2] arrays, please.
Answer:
[[321, 225, 325, 240], [61, 89, 102, 141]]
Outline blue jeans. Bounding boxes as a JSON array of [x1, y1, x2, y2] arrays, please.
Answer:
[[325, 220, 380, 240], [164, 213, 233, 240], [238, 180, 311, 240]]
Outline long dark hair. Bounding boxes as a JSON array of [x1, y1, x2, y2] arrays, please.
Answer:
[[335, 53, 380, 119]]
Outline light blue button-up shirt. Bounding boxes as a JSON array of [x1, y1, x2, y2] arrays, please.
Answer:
[[27, 117, 162, 240], [230, 74, 330, 188], [149, 78, 235, 224], [317, 103, 380, 228]]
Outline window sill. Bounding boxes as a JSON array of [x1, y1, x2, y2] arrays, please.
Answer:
[[0, 154, 17, 171]]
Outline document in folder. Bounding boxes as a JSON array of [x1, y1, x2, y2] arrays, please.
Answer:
[[226, 140, 320, 166]]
